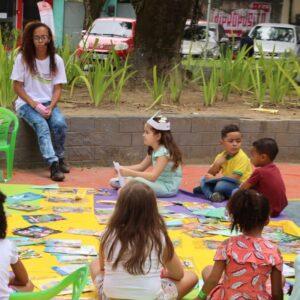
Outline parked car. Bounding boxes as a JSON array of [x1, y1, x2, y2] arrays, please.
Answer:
[[249, 23, 300, 58], [77, 17, 136, 59], [180, 21, 229, 58]]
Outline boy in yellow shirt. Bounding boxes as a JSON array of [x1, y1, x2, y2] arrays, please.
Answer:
[[194, 124, 252, 202]]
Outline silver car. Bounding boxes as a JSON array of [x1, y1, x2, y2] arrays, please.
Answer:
[[180, 21, 229, 58], [249, 23, 300, 58]]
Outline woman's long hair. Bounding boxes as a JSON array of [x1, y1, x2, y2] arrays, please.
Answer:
[[147, 117, 182, 171], [101, 181, 174, 275], [0, 191, 7, 239], [20, 21, 57, 75]]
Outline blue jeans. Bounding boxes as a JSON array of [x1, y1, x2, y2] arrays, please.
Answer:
[[200, 176, 240, 200], [17, 102, 67, 165]]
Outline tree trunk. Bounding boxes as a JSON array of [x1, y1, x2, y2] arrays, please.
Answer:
[[131, 0, 193, 78], [83, 0, 106, 29]]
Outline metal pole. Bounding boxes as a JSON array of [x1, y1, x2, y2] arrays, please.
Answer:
[[204, 0, 211, 59]]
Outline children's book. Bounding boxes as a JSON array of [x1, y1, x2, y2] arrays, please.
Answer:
[[96, 215, 110, 225], [96, 199, 116, 205], [204, 240, 223, 249], [7, 203, 41, 212], [165, 219, 183, 228], [47, 197, 76, 203], [192, 207, 229, 220], [8, 237, 45, 247], [18, 248, 42, 259], [45, 239, 82, 248], [94, 207, 114, 215], [207, 229, 238, 237], [13, 225, 61, 238], [67, 228, 103, 237], [55, 255, 94, 264], [52, 264, 86, 276], [52, 206, 88, 213], [23, 214, 65, 224], [6, 192, 44, 204], [45, 245, 97, 256]]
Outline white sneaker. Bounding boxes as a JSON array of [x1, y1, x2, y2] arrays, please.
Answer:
[[109, 177, 121, 189]]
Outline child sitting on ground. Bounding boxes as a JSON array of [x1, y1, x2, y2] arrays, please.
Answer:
[[0, 191, 34, 299], [194, 124, 252, 202], [197, 189, 284, 300], [110, 112, 183, 197], [91, 181, 198, 299], [240, 138, 288, 217]]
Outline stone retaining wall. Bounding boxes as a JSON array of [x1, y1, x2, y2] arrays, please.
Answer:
[[11, 116, 300, 168]]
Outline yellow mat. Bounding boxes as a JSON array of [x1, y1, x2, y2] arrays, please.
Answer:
[[1, 184, 299, 299]]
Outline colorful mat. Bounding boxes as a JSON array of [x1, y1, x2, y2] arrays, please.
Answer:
[[1, 183, 299, 299]]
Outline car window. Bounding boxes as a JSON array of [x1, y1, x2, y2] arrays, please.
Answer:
[[250, 26, 295, 43], [183, 25, 216, 41], [90, 20, 133, 37], [296, 27, 300, 43]]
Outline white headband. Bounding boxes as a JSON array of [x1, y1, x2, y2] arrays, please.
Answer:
[[146, 111, 171, 131]]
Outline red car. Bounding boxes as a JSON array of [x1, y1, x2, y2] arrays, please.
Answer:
[[77, 17, 136, 59]]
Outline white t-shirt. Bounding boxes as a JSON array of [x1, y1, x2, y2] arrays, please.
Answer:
[[0, 239, 19, 300], [103, 235, 166, 299], [10, 53, 67, 111]]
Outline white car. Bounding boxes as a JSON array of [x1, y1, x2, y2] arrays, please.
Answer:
[[180, 21, 229, 58], [249, 23, 300, 58]]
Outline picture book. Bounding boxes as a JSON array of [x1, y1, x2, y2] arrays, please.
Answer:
[[95, 199, 116, 205], [13, 225, 61, 238], [6, 192, 44, 204], [192, 207, 229, 220], [94, 207, 114, 215], [52, 206, 88, 213], [55, 255, 94, 264], [96, 215, 110, 225], [204, 240, 223, 250], [7, 203, 41, 212], [18, 248, 42, 259], [45, 239, 82, 248], [8, 237, 45, 247], [165, 219, 183, 228], [52, 264, 86, 276], [45, 245, 97, 256], [67, 228, 103, 237], [47, 197, 76, 203], [23, 214, 65, 224]]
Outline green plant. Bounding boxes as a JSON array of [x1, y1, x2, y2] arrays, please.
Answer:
[[249, 61, 266, 105], [168, 64, 183, 103], [199, 65, 219, 106], [0, 30, 19, 108], [145, 65, 167, 110], [110, 55, 136, 105], [70, 54, 124, 106]]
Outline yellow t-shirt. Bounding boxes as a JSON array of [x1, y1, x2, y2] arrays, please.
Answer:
[[214, 149, 252, 183]]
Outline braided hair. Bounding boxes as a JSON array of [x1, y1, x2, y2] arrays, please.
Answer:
[[227, 189, 270, 233], [0, 191, 7, 239]]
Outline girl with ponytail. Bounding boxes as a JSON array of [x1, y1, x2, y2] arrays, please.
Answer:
[[197, 190, 284, 300], [0, 191, 34, 298]]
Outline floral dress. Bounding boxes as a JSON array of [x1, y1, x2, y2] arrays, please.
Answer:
[[208, 235, 283, 300]]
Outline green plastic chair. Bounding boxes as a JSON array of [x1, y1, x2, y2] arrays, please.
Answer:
[[9, 265, 89, 300], [0, 107, 19, 181]]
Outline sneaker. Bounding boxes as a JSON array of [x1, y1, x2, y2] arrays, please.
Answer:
[[193, 185, 203, 195], [210, 192, 225, 202], [109, 177, 121, 189], [59, 158, 70, 173], [50, 162, 65, 182]]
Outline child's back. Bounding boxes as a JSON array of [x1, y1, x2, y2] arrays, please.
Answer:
[[103, 234, 165, 298], [210, 235, 282, 299], [247, 163, 287, 217]]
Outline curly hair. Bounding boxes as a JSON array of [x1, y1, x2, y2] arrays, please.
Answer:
[[227, 189, 270, 233], [0, 191, 7, 239], [20, 21, 57, 76]]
